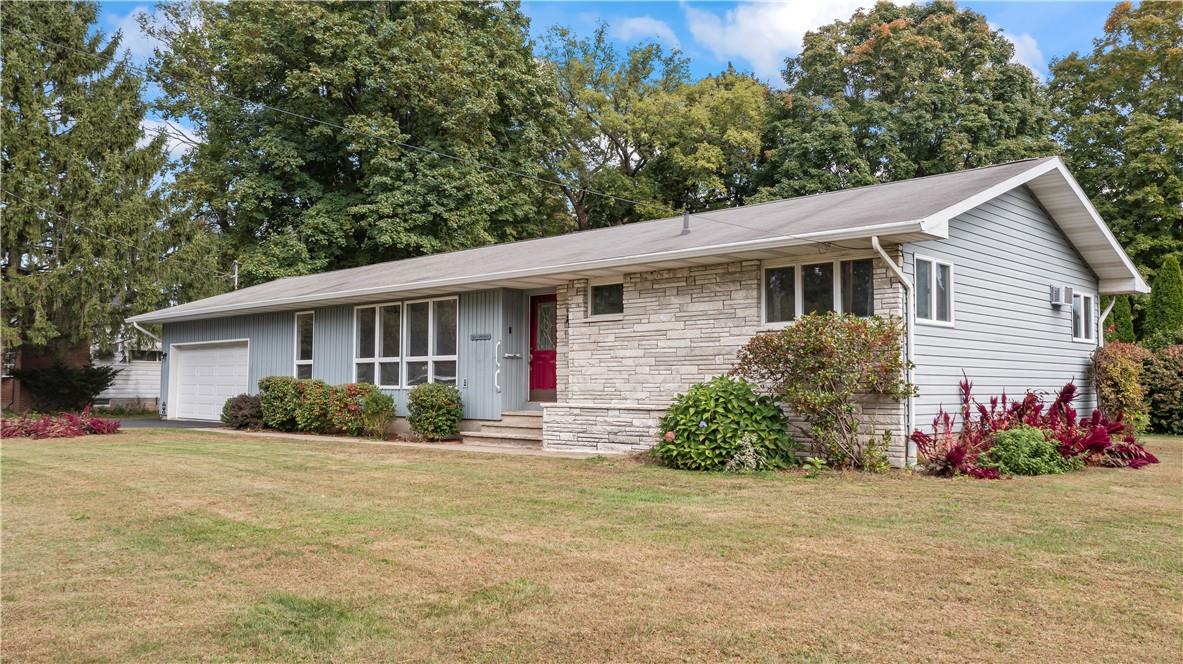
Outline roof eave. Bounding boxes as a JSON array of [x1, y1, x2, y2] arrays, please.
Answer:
[[129, 219, 930, 324]]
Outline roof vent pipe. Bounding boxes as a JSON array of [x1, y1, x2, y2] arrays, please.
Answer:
[[681, 209, 691, 235]]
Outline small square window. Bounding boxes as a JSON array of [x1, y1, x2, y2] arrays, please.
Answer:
[[1072, 293, 1095, 342], [590, 283, 624, 317], [916, 257, 953, 324]]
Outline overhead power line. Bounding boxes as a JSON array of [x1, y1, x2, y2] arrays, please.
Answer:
[[0, 189, 234, 282], [2, 26, 866, 253]]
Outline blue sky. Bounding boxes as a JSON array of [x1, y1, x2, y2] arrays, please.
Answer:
[[97, 0, 1118, 153]]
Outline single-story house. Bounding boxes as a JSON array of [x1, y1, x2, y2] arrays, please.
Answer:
[[129, 157, 1148, 466]]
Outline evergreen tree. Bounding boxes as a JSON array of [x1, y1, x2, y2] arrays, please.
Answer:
[[759, 0, 1056, 198], [1145, 255, 1183, 336], [1105, 295, 1136, 343], [1048, 1, 1182, 274], [1, 0, 219, 350]]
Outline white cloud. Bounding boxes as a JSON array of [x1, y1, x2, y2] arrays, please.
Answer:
[[614, 16, 681, 49], [107, 6, 156, 63], [996, 27, 1047, 81], [139, 119, 201, 160], [683, 1, 896, 83]]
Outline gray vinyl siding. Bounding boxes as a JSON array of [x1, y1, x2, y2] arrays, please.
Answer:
[[904, 186, 1100, 429], [161, 289, 512, 421], [160, 311, 294, 406]]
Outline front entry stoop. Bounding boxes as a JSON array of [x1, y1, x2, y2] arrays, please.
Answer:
[[460, 411, 543, 449]]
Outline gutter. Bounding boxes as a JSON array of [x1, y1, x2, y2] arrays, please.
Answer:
[[872, 236, 915, 467]]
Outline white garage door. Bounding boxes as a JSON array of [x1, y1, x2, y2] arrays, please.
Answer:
[[172, 341, 249, 420]]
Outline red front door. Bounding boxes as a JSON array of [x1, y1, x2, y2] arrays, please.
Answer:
[[529, 294, 557, 402]]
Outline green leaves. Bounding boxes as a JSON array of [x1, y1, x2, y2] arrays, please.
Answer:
[[655, 376, 799, 471], [1048, 2, 1183, 275], [760, 0, 1055, 200]]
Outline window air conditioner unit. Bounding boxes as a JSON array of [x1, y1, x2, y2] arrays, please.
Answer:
[[1050, 285, 1073, 307]]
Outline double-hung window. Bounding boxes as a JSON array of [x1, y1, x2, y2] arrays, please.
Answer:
[[763, 258, 876, 324], [294, 311, 314, 379], [354, 304, 401, 387], [915, 256, 953, 325], [404, 298, 458, 386], [1072, 292, 1095, 342]]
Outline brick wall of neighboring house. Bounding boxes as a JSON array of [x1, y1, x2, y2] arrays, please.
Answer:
[[543, 254, 910, 465]]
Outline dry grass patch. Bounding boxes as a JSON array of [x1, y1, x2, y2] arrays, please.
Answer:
[[2, 430, 1180, 663]]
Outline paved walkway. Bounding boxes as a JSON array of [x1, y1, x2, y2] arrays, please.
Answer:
[[193, 427, 607, 459]]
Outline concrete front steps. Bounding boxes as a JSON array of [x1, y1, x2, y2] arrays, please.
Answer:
[[460, 411, 542, 449]]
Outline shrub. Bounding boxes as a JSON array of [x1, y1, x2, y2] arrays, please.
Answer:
[[258, 376, 301, 431], [1145, 255, 1183, 336], [10, 363, 121, 411], [978, 426, 1083, 476], [293, 380, 333, 433], [911, 377, 1158, 478], [407, 383, 463, 441], [327, 383, 377, 435], [1104, 295, 1135, 343], [1, 406, 121, 439], [1141, 327, 1183, 351], [221, 394, 264, 430], [732, 313, 912, 469], [1144, 345, 1183, 435], [655, 376, 798, 471], [1092, 342, 1150, 433], [360, 390, 395, 439]]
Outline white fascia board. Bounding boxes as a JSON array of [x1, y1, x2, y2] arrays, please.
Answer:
[[130, 218, 930, 324], [918, 157, 1149, 294]]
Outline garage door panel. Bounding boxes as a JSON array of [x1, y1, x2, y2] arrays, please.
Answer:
[[173, 342, 249, 420]]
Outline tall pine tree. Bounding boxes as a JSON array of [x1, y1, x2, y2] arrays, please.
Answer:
[[1105, 295, 1136, 343], [1145, 255, 1183, 337], [1, 1, 220, 351]]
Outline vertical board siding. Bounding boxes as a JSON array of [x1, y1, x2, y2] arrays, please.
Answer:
[[313, 305, 353, 385], [500, 289, 530, 413], [160, 311, 294, 404], [457, 290, 501, 420], [904, 186, 1100, 429]]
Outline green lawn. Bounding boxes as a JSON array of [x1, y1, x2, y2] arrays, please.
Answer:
[[2, 430, 1180, 663]]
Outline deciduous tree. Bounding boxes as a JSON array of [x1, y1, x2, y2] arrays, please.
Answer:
[[759, 0, 1056, 198], [1048, 1, 1182, 274]]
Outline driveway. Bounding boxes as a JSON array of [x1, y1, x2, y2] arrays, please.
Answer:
[[116, 417, 221, 429]]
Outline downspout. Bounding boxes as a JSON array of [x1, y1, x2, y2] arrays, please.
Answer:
[[1098, 297, 1115, 348], [872, 236, 915, 467]]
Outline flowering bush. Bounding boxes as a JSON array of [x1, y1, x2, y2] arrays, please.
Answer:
[[1092, 342, 1150, 433], [655, 376, 798, 471], [0, 407, 121, 439], [732, 313, 912, 469], [257, 377, 395, 436], [911, 377, 1159, 478]]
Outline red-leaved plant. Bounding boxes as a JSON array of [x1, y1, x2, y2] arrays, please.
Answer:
[[910, 377, 1158, 478], [0, 406, 122, 439]]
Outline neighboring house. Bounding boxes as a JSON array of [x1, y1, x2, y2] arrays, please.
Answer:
[[129, 157, 1147, 466], [93, 336, 163, 411]]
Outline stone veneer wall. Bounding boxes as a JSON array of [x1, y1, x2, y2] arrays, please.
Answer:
[[543, 255, 910, 464]]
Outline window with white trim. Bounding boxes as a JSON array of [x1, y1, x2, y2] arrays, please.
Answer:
[[589, 282, 624, 317], [1072, 292, 1095, 342], [762, 258, 875, 324], [915, 257, 953, 324], [404, 298, 458, 386], [294, 312, 314, 379], [354, 304, 401, 387]]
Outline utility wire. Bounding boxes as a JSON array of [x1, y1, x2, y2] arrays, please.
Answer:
[[1, 189, 234, 281], [2, 26, 867, 253]]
